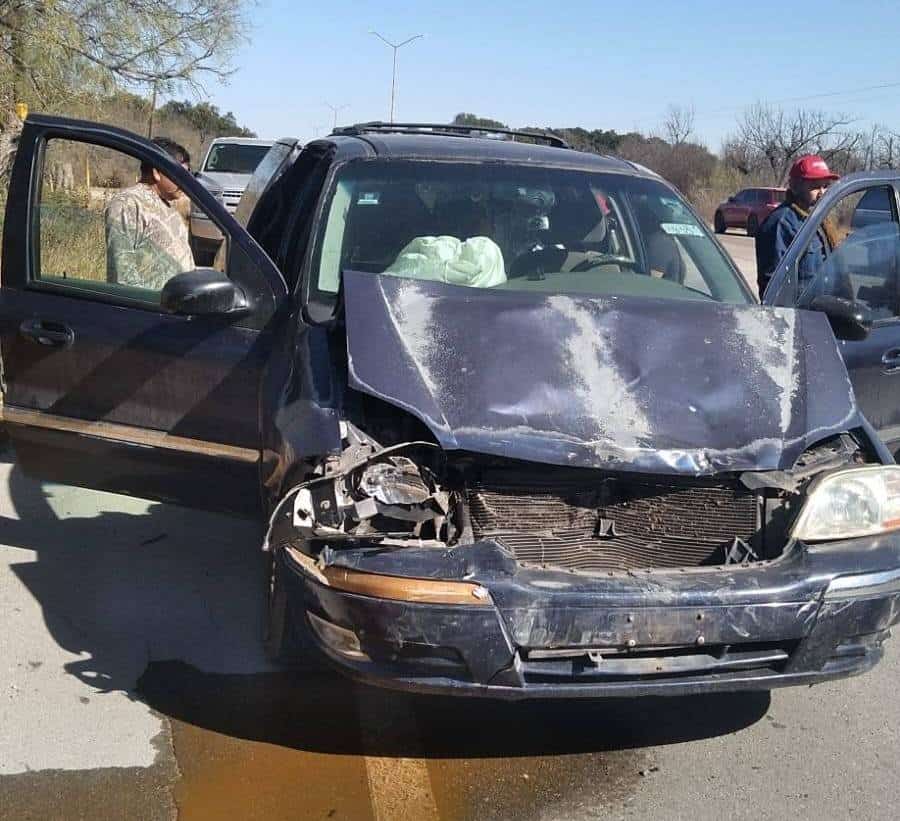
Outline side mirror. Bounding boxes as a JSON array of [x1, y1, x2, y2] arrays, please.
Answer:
[[808, 294, 872, 341], [728, 196, 736, 203], [161, 269, 250, 317]]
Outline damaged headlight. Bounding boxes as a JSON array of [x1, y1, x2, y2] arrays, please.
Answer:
[[360, 458, 431, 506], [290, 444, 452, 543], [792, 466, 900, 542]]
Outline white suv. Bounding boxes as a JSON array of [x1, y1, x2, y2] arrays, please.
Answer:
[[190, 137, 274, 263]]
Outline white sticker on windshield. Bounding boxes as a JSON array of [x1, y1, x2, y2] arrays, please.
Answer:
[[357, 192, 381, 206], [660, 222, 704, 237]]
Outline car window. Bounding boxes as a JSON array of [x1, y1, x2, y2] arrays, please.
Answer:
[[203, 143, 270, 174], [36, 138, 216, 305], [234, 142, 293, 228], [852, 187, 895, 229], [798, 186, 900, 320], [311, 160, 750, 306]]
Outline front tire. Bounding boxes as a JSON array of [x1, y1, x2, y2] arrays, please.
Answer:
[[714, 211, 726, 234], [264, 548, 324, 669]]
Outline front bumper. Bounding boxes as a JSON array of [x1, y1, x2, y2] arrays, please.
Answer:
[[282, 536, 900, 699]]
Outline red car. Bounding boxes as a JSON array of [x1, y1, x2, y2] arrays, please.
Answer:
[[714, 187, 786, 236]]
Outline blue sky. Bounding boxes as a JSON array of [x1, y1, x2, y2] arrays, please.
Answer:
[[202, 0, 900, 153]]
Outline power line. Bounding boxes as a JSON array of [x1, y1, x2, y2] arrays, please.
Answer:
[[696, 80, 900, 121]]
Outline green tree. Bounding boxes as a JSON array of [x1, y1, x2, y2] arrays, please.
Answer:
[[0, 0, 251, 175], [452, 112, 508, 129], [549, 127, 624, 153], [1, 1, 249, 107], [158, 100, 255, 144]]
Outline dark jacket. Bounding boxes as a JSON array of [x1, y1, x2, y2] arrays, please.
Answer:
[[755, 202, 830, 299]]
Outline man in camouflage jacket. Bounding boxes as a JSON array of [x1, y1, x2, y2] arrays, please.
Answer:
[[105, 138, 195, 291]]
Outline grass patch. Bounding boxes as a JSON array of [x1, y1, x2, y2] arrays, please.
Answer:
[[39, 190, 107, 281]]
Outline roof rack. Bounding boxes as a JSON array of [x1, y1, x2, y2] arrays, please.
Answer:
[[332, 122, 569, 149]]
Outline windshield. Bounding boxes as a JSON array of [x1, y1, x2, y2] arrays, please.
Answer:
[[203, 143, 271, 175], [312, 160, 750, 304]]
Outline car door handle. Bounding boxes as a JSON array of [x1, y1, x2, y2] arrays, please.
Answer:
[[19, 318, 75, 348], [882, 348, 900, 371]]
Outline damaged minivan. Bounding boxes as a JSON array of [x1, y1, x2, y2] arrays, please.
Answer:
[[3, 116, 900, 699]]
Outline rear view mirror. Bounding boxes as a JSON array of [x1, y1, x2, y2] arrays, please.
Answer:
[[808, 295, 872, 341], [161, 269, 250, 317]]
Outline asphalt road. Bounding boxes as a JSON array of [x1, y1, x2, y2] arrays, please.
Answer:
[[718, 231, 759, 293], [3, 235, 899, 820]]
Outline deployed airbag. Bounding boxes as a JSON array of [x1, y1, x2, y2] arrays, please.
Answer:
[[385, 235, 507, 288]]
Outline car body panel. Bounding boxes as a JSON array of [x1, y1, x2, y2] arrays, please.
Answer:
[[0, 114, 289, 514], [764, 171, 900, 455], [285, 531, 900, 698], [190, 138, 275, 257], [717, 187, 786, 231], [343, 270, 860, 475]]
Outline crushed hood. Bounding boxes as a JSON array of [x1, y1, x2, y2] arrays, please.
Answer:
[[343, 271, 861, 475]]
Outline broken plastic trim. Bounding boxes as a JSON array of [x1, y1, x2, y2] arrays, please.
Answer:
[[285, 546, 491, 605], [740, 433, 865, 495], [306, 612, 371, 660], [288, 429, 450, 543]]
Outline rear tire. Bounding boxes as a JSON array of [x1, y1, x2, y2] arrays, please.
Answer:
[[714, 212, 726, 234], [746, 214, 759, 237]]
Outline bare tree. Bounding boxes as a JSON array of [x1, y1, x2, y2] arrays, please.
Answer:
[[617, 134, 716, 201], [867, 124, 900, 169], [879, 131, 900, 168], [662, 104, 695, 146], [727, 103, 860, 184]]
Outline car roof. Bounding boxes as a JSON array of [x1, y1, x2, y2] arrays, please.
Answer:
[[208, 137, 275, 146], [317, 129, 646, 176]]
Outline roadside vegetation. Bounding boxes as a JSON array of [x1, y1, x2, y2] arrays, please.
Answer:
[[0, 1, 256, 263], [2, 3, 897, 242], [39, 190, 106, 281], [455, 105, 900, 221], [0, 0, 254, 183]]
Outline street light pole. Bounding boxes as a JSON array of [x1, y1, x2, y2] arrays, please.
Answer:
[[324, 101, 349, 130], [369, 31, 424, 123]]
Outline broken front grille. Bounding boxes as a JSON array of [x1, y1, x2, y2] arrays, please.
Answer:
[[466, 470, 759, 572]]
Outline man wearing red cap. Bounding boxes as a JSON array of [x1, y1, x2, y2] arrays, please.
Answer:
[[755, 154, 840, 298]]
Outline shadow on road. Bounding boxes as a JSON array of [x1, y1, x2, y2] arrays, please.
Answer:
[[137, 661, 771, 758], [2, 447, 770, 761], [1, 449, 267, 695]]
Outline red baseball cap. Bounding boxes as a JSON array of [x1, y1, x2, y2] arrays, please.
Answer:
[[789, 154, 839, 182]]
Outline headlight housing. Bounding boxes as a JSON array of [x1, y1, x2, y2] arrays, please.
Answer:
[[792, 466, 900, 542]]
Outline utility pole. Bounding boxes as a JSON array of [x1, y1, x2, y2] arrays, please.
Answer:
[[369, 31, 424, 123], [324, 102, 349, 130], [147, 81, 158, 138]]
